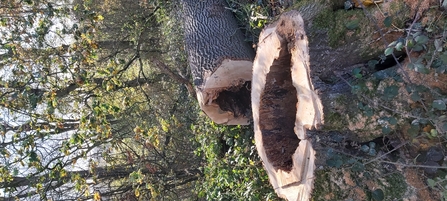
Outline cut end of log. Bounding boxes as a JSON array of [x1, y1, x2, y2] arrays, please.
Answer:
[[197, 59, 253, 125], [252, 11, 323, 201]]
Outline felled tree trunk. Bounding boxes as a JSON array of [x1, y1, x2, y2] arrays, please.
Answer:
[[181, 0, 255, 125], [252, 11, 323, 201]]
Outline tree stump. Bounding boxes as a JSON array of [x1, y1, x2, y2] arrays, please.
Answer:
[[181, 0, 255, 125], [252, 11, 323, 201]]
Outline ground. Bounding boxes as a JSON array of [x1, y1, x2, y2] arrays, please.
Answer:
[[232, 0, 447, 200]]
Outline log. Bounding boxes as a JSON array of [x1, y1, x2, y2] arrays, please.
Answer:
[[181, 0, 255, 125], [252, 11, 323, 201]]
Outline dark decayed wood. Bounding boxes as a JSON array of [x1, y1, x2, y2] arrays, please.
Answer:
[[252, 11, 323, 201]]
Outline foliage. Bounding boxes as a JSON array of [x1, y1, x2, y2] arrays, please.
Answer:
[[226, 0, 283, 46], [351, 18, 447, 138], [193, 121, 279, 200], [324, 3, 447, 200], [0, 0, 201, 200], [0, 0, 293, 200]]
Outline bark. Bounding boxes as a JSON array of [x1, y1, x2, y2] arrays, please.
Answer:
[[252, 11, 323, 201], [181, 0, 255, 125], [152, 59, 196, 99]]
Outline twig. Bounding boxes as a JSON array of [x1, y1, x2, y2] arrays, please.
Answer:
[[379, 160, 447, 169], [373, 2, 404, 31], [419, 177, 447, 191], [355, 0, 414, 82], [363, 141, 408, 165], [426, 23, 447, 69]]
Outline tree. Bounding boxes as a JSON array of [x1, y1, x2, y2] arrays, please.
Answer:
[[181, 0, 255, 125], [0, 0, 203, 200]]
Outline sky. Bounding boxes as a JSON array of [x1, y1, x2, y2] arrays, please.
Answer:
[[0, 1, 101, 199]]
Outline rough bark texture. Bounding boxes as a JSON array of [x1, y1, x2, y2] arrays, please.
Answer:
[[181, 0, 255, 125], [252, 11, 323, 201]]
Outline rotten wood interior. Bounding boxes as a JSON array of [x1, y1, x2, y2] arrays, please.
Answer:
[[215, 81, 251, 118], [259, 45, 299, 172], [251, 11, 323, 201]]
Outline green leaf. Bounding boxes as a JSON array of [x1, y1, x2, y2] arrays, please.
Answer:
[[29, 151, 38, 162], [384, 47, 394, 56], [372, 189, 385, 201], [388, 117, 398, 125], [388, 41, 398, 47], [415, 84, 428, 92], [414, 62, 429, 74], [345, 19, 360, 30], [395, 41, 404, 51], [352, 67, 361, 75], [430, 129, 438, 137], [427, 178, 436, 188], [368, 148, 377, 156], [433, 100, 446, 110], [351, 162, 364, 172], [29, 94, 39, 109], [442, 123, 447, 133], [407, 62, 415, 70], [383, 16, 392, 27], [382, 126, 392, 135], [415, 35, 429, 45], [432, 59, 443, 68], [357, 102, 365, 109], [412, 44, 424, 52], [368, 60, 379, 68], [326, 158, 343, 168], [361, 145, 369, 152], [440, 53, 447, 64], [435, 39, 443, 52], [407, 124, 420, 137], [352, 68, 362, 78], [383, 85, 399, 100], [364, 108, 374, 117], [326, 148, 335, 158], [410, 93, 421, 101]]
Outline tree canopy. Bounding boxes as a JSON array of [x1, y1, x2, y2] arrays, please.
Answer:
[[0, 0, 205, 200], [0, 0, 282, 200]]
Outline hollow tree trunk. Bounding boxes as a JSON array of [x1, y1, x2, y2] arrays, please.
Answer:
[[181, 0, 255, 125], [252, 11, 323, 201]]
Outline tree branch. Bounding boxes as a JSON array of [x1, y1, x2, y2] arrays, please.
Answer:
[[151, 59, 196, 99]]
